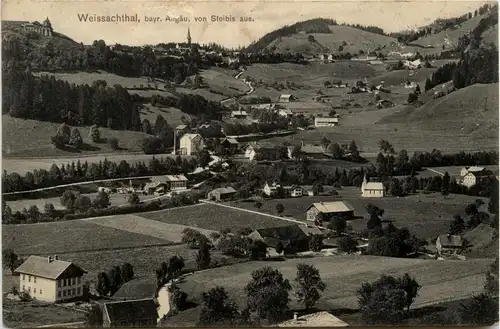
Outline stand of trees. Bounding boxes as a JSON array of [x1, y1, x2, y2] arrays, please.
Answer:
[[2, 69, 141, 129]]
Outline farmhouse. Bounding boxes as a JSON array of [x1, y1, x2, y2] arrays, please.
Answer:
[[314, 117, 339, 127], [320, 54, 334, 62], [277, 94, 297, 103], [144, 181, 167, 195], [14, 255, 87, 303], [436, 234, 463, 256], [220, 138, 239, 152], [376, 99, 395, 109], [231, 110, 248, 119], [244, 142, 277, 161], [278, 109, 294, 118], [289, 144, 328, 159], [175, 124, 190, 134], [179, 133, 204, 155], [164, 175, 188, 191], [361, 175, 384, 197], [248, 225, 322, 254], [278, 311, 349, 327], [460, 166, 494, 187], [284, 185, 305, 197], [207, 186, 237, 201], [306, 201, 355, 222], [102, 298, 159, 327], [263, 180, 282, 197]]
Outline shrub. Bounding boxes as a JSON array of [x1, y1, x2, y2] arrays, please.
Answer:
[[89, 125, 101, 143], [108, 137, 119, 150], [338, 236, 358, 253]]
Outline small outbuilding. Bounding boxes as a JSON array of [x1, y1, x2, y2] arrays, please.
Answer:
[[207, 186, 237, 201]]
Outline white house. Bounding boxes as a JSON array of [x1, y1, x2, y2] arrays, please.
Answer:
[[231, 110, 248, 119], [14, 255, 87, 303], [436, 234, 463, 256], [244, 142, 276, 161], [320, 54, 334, 62], [278, 109, 294, 118], [278, 94, 297, 103], [361, 175, 384, 197], [263, 181, 282, 196], [314, 117, 339, 127], [179, 133, 204, 155], [460, 166, 491, 188]]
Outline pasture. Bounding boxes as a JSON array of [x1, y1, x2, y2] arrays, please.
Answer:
[[2, 115, 148, 159], [178, 255, 493, 310], [228, 188, 483, 239], [139, 202, 293, 231], [2, 220, 172, 255], [33, 70, 154, 88]]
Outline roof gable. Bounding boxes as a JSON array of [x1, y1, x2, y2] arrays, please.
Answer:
[[255, 225, 308, 243], [14, 256, 86, 280], [308, 201, 355, 214], [104, 299, 158, 324], [437, 234, 463, 247]]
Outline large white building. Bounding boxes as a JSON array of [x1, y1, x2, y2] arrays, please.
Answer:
[[179, 133, 204, 155], [460, 166, 492, 188], [361, 175, 384, 197], [14, 255, 87, 303]]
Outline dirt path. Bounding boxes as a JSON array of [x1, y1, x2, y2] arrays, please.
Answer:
[[200, 199, 305, 225], [36, 322, 84, 328], [424, 167, 445, 176]]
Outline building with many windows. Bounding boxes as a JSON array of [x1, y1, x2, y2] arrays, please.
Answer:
[[14, 255, 87, 303]]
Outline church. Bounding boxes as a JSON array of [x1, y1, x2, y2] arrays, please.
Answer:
[[361, 175, 384, 198], [175, 28, 192, 52]]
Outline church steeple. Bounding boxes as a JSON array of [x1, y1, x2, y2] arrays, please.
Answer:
[[187, 28, 191, 46]]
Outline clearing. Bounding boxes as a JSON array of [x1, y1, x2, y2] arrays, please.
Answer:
[[139, 202, 293, 231]]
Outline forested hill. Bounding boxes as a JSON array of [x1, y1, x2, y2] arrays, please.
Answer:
[[245, 18, 386, 53]]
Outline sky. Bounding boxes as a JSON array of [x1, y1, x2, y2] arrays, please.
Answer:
[[2, 0, 494, 48]]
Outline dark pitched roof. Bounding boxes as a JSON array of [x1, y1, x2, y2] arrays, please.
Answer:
[[14, 256, 87, 280], [255, 225, 309, 248], [103, 299, 158, 324], [209, 186, 237, 195], [437, 234, 463, 248]]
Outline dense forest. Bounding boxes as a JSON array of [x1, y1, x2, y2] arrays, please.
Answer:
[[2, 66, 142, 129]]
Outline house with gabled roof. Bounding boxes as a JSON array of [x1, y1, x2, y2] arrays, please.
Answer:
[[436, 234, 463, 256], [277, 94, 297, 103], [14, 255, 87, 303], [248, 224, 323, 254], [207, 186, 237, 201], [244, 142, 277, 161], [306, 201, 355, 222], [179, 133, 204, 155], [102, 298, 159, 327], [460, 166, 494, 188]]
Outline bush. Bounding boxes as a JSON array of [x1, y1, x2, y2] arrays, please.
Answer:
[[19, 291, 32, 302], [89, 125, 101, 143], [338, 236, 358, 253], [108, 137, 119, 150]]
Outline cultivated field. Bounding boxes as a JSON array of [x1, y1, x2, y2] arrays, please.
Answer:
[[2, 220, 172, 255], [228, 188, 484, 239], [84, 211, 217, 243], [138, 103, 186, 127], [178, 255, 493, 310], [140, 202, 293, 231], [33, 70, 155, 88]]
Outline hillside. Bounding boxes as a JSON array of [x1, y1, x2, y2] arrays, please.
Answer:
[[482, 24, 499, 46], [378, 83, 499, 138], [2, 20, 81, 54], [265, 25, 398, 55]]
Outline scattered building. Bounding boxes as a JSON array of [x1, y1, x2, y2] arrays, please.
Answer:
[[314, 117, 339, 127], [144, 181, 167, 195], [207, 186, 237, 201], [102, 298, 159, 327], [376, 99, 395, 109], [244, 142, 277, 161], [320, 54, 334, 62], [175, 124, 190, 134], [289, 143, 328, 159], [14, 255, 87, 303], [21, 17, 53, 36], [179, 133, 204, 155], [248, 225, 322, 254], [220, 138, 239, 152], [460, 166, 494, 187], [263, 180, 282, 197], [436, 234, 463, 256], [278, 311, 349, 327], [164, 175, 188, 191], [306, 201, 355, 222], [278, 109, 294, 118], [231, 110, 248, 119], [361, 175, 384, 197], [277, 94, 297, 103]]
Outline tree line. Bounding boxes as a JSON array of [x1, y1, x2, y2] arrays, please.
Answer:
[[2, 68, 141, 129]]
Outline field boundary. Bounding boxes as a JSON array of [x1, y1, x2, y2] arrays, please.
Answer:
[[199, 199, 305, 225]]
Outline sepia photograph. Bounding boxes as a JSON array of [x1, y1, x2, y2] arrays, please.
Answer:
[[1, 0, 499, 327]]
